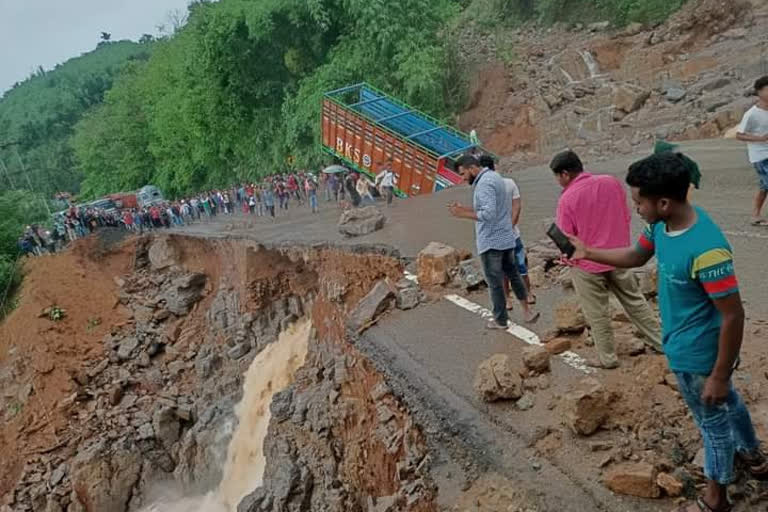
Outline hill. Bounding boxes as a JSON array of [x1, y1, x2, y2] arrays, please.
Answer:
[[0, 40, 152, 196]]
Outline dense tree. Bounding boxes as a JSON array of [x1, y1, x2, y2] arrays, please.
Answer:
[[0, 41, 151, 196]]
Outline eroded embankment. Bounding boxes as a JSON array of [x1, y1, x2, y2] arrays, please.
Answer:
[[0, 234, 437, 512]]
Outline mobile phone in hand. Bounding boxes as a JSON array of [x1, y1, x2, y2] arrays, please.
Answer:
[[547, 223, 576, 258]]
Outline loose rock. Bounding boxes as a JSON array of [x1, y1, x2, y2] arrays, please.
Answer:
[[347, 280, 394, 332], [338, 206, 386, 237], [603, 462, 660, 498], [474, 354, 523, 402], [563, 377, 614, 436], [417, 242, 460, 287], [656, 472, 683, 497], [545, 337, 572, 355], [522, 346, 551, 374]]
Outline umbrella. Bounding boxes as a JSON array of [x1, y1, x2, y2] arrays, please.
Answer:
[[322, 165, 348, 174]]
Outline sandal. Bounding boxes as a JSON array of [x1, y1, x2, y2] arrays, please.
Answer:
[[527, 293, 537, 305], [750, 219, 768, 227], [506, 303, 514, 311], [672, 496, 732, 512], [738, 449, 768, 480]]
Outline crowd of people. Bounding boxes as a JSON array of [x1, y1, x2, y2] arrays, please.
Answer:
[[19, 166, 396, 257]]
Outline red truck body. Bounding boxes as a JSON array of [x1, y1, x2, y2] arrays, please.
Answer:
[[321, 83, 490, 197]]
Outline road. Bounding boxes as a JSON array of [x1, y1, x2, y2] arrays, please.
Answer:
[[175, 138, 768, 511]]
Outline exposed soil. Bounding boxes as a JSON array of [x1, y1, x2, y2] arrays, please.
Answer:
[[0, 235, 134, 498], [457, 0, 768, 167]]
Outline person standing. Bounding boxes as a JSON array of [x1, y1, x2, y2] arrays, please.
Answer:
[[478, 155, 536, 306], [551, 150, 661, 369], [356, 174, 374, 205], [263, 185, 276, 218], [307, 176, 319, 213], [448, 154, 539, 327], [736, 76, 768, 226], [568, 151, 768, 512], [346, 172, 361, 207], [375, 160, 396, 207]]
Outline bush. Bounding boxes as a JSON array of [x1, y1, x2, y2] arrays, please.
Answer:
[[0, 254, 21, 316]]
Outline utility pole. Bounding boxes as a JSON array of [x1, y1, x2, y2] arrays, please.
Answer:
[[0, 157, 15, 189], [10, 144, 52, 216]]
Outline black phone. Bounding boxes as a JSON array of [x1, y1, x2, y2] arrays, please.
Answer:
[[547, 223, 575, 258]]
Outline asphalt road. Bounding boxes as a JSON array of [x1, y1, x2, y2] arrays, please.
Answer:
[[175, 138, 768, 511]]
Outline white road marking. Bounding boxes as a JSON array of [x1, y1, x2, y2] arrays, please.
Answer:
[[403, 271, 593, 374]]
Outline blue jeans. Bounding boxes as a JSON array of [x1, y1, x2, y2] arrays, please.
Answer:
[[754, 158, 768, 191], [309, 193, 318, 212], [675, 371, 760, 484], [480, 248, 528, 326], [513, 237, 528, 276]]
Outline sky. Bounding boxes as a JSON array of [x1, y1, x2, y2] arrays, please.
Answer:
[[0, 0, 192, 94]]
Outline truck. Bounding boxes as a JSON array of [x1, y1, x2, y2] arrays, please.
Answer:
[[103, 185, 164, 211], [321, 83, 492, 197]]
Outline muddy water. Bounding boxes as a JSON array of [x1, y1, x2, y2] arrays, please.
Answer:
[[142, 320, 311, 512]]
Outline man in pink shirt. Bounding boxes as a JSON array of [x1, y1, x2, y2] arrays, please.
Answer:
[[552, 150, 661, 369]]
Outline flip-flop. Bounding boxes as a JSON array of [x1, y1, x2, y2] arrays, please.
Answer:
[[527, 294, 537, 305], [750, 219, 768, 227], [506, 304, 514, 311], [672, 496, 732, 512]]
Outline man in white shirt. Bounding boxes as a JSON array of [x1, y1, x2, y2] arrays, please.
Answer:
[[479, 155, 535, 306], [737, 76, 768, 226], [375, 159, 397, 206]]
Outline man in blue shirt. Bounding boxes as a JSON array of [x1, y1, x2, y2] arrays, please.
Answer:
[[449, 154, 539, 327], [569, 152, 766, 512]]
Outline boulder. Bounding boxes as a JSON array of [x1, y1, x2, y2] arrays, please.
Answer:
[[656, 472, 683, 497], [117, 337, 140, 361], [153, 406, 181, 449], [347, 280, 394, 332], [69, 441, 142, 512], [545, 337, 572, 355], [603, 463, 660, 499], [522, 346, 551, 374], [613, 85, 650, 114], [456, 258, 485, 290], [555, 298, 586, 333], [621, 22, 644, 36], [563, 377, 614, 435], [516, 393, 535, 410], [696, 77, 732, 94], [417, 242, 460, 287], [338, 206, 386, 237], [395, 286, 421, 311], [587, 21, 610, 32], [148, 237, 179, 270], [665, 87, 687, 103], [164, 272, 207, 315], [474, 354, 523, 402]]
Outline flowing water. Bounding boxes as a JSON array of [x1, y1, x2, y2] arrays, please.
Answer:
[[142, 319, 311, 512]]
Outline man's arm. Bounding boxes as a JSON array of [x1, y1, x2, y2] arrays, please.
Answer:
[[511, 197, 522, 226], [568, 229, 654, 269], [448, 203, 478, 220], [702, 293, 744, 404], [736, 132, 768, 142]]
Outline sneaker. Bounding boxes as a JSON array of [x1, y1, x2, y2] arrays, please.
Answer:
[[486, 320, 508, 330]]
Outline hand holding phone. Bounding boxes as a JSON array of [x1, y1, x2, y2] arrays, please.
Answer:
[[546, 223, 576, 259]]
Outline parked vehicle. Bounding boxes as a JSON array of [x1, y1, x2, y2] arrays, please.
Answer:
[[137, 185, 164, 208], [322, 83, 492, 197]]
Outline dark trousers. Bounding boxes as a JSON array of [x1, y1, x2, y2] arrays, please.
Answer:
[[480, 248, 528, 326], [385, 186, 394, 205]]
